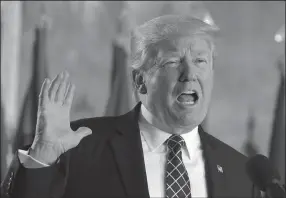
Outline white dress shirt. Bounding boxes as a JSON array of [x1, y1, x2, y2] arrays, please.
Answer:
[[139, 105, 208, 197], [18, 104, 208, 197]]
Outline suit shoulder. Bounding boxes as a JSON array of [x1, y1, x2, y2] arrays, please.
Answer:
[[66, 116, 117, 158], [205, 132, 248, 161], [70, 116, 116, 133], [69, 116, 117, 149]]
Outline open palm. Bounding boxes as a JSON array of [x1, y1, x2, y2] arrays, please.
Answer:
[[30, 71, 92, 164]]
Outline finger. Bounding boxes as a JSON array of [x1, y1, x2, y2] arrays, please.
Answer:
[[63, 83, 75, 106], [64, 82, 71, 99], [74, 127, 92, 141], [49, 72, 63, 101], [55, 71, 69, 103], [38, 78, 51, 108]]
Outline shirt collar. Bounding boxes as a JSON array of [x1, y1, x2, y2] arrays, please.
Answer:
[[138, 104, 201, 159]]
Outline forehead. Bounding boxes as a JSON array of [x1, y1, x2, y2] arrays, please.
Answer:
[[155, 35, 211, 56]]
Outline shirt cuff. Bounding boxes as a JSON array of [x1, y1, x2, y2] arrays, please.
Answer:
[[18, 149, 49, 168]]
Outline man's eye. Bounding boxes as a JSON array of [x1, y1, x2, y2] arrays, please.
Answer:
[[164, 60, 181, 66], [168, 61, 180, 64], [194, 58, 207, 64]]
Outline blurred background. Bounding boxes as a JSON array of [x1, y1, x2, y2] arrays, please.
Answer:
[[1, 1, 285, 183]]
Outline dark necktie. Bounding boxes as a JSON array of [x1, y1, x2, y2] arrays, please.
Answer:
[[165, 134, 192, 198]]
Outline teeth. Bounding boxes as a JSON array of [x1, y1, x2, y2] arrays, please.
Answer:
[[181, 101, 195, 104], [182, 90, 196, 94], [177, 90, 199, 106]]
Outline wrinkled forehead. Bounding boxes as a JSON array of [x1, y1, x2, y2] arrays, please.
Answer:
[[154, 34, 212, 56]]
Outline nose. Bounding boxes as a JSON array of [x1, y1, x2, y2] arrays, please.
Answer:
[[178, 57, 198, 82]]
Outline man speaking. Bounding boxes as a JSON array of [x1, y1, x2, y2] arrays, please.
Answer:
[[1, 15, 261, 198]]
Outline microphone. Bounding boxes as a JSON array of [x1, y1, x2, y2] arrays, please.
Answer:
[[246, 154, 285, 198]]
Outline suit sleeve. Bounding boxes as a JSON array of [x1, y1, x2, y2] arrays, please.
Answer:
[[0, 148, 71, 198], [0, 119, 88, 198]]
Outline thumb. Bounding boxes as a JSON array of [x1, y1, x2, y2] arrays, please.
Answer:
[[75, 127, 92, 140]]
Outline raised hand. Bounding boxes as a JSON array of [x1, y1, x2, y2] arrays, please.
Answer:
[[29, 71, 92, 165]]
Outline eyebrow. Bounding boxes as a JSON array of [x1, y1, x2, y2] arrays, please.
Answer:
[[157, 50, 182, 59], [192, 51, 209, 56], [158, 50, 210, 61]]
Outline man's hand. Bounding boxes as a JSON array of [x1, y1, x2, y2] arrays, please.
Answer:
[[29, 71, 92, 165]]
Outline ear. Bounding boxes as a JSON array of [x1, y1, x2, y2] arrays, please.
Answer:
[[132, 70, 147, 94]]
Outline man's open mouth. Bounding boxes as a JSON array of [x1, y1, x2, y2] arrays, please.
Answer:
[[177, 90, 199, 105]]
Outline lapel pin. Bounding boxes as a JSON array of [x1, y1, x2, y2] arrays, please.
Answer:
[[217, 165, 223, 173]]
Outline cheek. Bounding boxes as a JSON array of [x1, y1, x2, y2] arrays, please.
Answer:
[[147, 68, 178, 97], [200, 70, 213, 99], [151, 67, 177, 85], [198, 66, 213, 80]]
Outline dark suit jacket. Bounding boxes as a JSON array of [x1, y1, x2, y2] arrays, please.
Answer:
[[1, 102, 262, 198]]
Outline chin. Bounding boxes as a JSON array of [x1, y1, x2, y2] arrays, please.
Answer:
[[175, 116, 200, 128], [175, 111, 206, 128]]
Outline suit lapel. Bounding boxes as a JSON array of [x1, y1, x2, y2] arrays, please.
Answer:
[[109, 103, 229, 198], [199, 126, 229, 197], [110, 102, 150, 198]]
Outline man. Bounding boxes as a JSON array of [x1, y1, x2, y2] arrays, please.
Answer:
[[1, 15, 261, 198]]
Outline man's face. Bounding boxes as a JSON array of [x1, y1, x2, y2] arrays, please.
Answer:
[[141, 35, 214, 134]]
